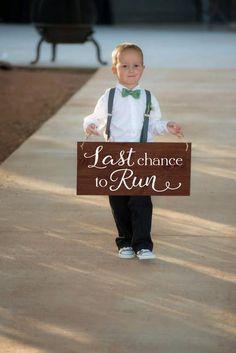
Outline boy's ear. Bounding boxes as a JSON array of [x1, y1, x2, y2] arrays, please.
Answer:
[[112, 65, 117, 75]]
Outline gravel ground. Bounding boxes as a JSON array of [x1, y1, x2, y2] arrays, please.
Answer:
[[0, 66, 95, 163]]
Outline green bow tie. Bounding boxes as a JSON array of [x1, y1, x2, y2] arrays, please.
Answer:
[[121, 88, 141, 99]]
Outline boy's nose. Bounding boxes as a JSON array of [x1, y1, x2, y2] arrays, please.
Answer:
[[128, 65, 134, 72]]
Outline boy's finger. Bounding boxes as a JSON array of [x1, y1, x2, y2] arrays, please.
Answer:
[[177, 132, 184, 138], [93, 130, 100, 136], [88, 127, 100, 136], [86, 125, 98, 135]]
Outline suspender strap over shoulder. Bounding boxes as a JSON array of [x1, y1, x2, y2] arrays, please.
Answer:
[[106, 88, 116, 140], [140, 90, 151, 142]]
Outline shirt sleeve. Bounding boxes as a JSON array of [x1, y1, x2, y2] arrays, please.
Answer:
[[83, 90, 109, 132], [148, 94, 169, 135]]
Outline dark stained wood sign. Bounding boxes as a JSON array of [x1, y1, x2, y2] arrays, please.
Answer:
[[77, 142, 191, 196]]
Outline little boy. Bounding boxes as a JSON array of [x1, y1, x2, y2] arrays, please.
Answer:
[[83, 42, 183, 260]]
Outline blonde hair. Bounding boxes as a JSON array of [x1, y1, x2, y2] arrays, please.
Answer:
[[112, 42, 144, 66]]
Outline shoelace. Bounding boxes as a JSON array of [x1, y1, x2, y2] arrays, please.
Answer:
[[120, 247, 133, 252], [138, 249, 151, 255]]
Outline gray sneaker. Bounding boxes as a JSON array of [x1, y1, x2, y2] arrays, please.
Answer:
[[118, 247, 135, 259], [136, 249, 156, 260]]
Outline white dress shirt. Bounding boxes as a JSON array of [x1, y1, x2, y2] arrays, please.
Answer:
[[83, 83, 169, 142]]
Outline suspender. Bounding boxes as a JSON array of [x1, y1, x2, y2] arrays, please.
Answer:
[[140, 90, 151, 142], [105, 87, 115, 140], [106, 88, 152, 142]]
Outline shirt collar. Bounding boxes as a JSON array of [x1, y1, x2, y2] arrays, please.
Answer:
[[116, 82, 141, 92]]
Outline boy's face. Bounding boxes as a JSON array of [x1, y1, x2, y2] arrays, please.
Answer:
[[112, 49, 144, 89]]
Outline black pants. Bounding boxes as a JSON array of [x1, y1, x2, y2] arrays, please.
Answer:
[[109, 195, 153, 253]]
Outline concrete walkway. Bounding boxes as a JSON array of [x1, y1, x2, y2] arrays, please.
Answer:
[[1, 25, 236, 353]]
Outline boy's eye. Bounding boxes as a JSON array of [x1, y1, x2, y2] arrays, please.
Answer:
[[118, 63, 142, 70]]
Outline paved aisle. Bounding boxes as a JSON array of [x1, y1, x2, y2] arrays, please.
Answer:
[[0, 67, 236, 353]]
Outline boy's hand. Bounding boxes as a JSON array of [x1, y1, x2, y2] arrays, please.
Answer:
[[85, 124, 100, 136], [167, 121, 184, 138]]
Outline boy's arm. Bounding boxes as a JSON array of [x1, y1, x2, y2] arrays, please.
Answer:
[[148, 95, 168, 135], [83, 92, 108, 135]]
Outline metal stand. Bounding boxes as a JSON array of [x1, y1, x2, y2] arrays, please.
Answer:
[[30, 38, 44, 64], [31, 36, 107, 65], [88, 37, 107, 65], [51, 43, 56, 62]]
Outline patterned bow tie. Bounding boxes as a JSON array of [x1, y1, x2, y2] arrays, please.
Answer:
[[121, 88, 141, 99]]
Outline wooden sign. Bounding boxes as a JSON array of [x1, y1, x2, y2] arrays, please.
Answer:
[[77, 142, 191, 196]]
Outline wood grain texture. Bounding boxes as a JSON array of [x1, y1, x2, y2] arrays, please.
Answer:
[[77, 142, 191, 195]]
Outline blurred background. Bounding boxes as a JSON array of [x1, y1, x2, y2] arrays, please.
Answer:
[[1, 0, 236, 69], [0, 0, 235, 25]]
